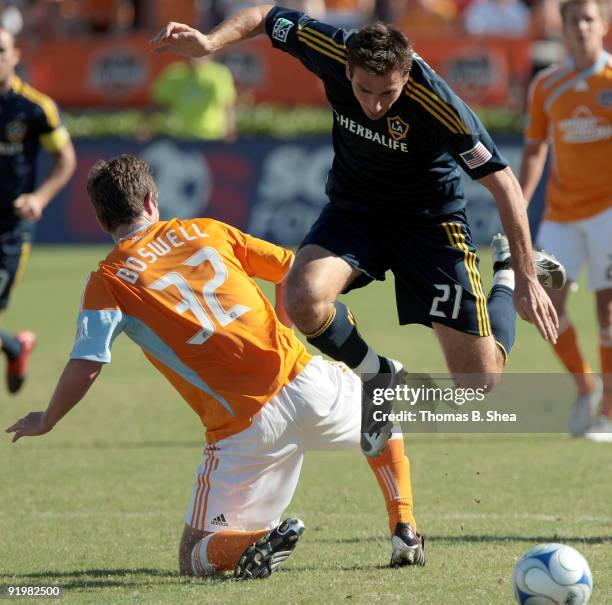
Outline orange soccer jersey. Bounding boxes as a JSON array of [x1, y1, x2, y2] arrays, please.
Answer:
[[71, 218, 311, 443], [525, 51, 612, 222]]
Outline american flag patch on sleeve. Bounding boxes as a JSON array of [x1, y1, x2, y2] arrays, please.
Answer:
[[459, 142, 493, 169]]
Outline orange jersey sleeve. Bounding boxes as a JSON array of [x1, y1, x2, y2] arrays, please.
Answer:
[[524, 53, 612, 221], [71, 218, 310, 443], [223, 222, 294, 283], [525, 69, 550, 142]]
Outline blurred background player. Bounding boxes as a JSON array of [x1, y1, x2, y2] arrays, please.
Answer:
[[6, 154, 424, 576], [152, 55, 237, 141], [0, 26, 75, 394], [150, 5, 565, 459], [519, 0, 612, 441]]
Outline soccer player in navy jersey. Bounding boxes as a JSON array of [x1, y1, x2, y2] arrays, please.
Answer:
[[150, 7, 565, 458], [0, 27, 76, 393]]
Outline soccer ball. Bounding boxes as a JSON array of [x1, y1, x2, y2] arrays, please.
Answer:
[[513, 543, 593, 604]]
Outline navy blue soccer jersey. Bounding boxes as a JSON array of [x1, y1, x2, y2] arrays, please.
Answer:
[[265, 6, 508, 217], [0, 76, 70, 230]]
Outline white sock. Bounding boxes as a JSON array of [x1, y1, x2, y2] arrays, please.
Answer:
[[190, 534, 216, 576], [353, 346, 381, 376], [493, 269, 515, 291]]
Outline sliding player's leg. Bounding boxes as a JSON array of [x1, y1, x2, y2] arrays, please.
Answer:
[[297, 357, 424, 566], [179, 400, 306, 579]]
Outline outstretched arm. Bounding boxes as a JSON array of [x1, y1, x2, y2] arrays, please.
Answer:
[[5, 359, 103, 443], [150, 4, 275, 57], [478, 167, 558, 342]]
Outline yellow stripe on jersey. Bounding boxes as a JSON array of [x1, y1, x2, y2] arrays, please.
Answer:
[[40, 126, 70, 153], [299, 24, 347, 50], [405, 82, 468, 135], [18, 82, 61, 129], [405, 85, 460, 134], [442, 222, 491, 337], [297, 30, 347, 64], [408, 80, 468, 134]]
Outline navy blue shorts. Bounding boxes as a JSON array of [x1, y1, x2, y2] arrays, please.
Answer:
[[300, 204, 492, 337], [0, 224, 33, 311]]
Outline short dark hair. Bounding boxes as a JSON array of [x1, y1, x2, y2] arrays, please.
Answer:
[[347, 23, 414, 76], [86, 154, 157, 232]]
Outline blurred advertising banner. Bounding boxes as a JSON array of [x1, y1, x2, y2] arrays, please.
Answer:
[[35, 136, 544, 247], [19, 34, 531, 108], [19, 35, 326, 107], [410, 36, 531, 109]]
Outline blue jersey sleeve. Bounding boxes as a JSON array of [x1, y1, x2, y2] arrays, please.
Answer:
[[70, 309, 125, 363], [443, 100, 509, 180], [265, 6, 349, 78], [409, 58, 508, 180]]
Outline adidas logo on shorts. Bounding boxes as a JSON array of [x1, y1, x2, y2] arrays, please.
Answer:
[[210, 513, 229, 527]]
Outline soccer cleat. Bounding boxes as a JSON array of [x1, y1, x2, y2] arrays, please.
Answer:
[[234, 518, 305, 580], [491, 234, 567, 290], [390, 522, 426, 567], [360, 358, 405, 458], [568, 378, 602, 437], [583, 416, 612, 443], [7, 331, 36, 394]]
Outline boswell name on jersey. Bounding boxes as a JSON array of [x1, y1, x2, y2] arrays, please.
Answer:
[[115, 221, 209, 285]]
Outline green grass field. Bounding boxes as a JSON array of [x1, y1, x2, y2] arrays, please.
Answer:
[[1, 245, 610, 605]]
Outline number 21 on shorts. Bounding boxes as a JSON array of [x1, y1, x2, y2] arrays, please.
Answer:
[[429, 284, 463, 319]]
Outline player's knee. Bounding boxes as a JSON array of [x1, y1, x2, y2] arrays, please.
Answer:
[[178, 532, 204, 576], [284, 280, 333, 332]]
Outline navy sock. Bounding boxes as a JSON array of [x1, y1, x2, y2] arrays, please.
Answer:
[[306, 301, 369, 368], [0, 330, 21, 360], [487, 285, 516, 359]]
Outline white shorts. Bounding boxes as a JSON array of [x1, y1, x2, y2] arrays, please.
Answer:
[[537, 206, 612, 291], [184, 356, 362, 533]]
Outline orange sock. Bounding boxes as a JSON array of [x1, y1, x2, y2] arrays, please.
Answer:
[[367, 434, 416, 534], [191, 529, 268, 575], [600, 343, 612, 418], [553, 322, 595, 395]]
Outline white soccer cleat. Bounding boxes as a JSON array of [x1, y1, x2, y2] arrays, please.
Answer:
[[568, 378, 602, 437], [360, 358, 405, 458], [491, 234, 567, 290], [390, 522, 426, 567], [584, 416, 612, 443]]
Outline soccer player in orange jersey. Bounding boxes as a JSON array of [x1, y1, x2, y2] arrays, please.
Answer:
[[5, 154, 424, 577], [520, 0, 612, 441]]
